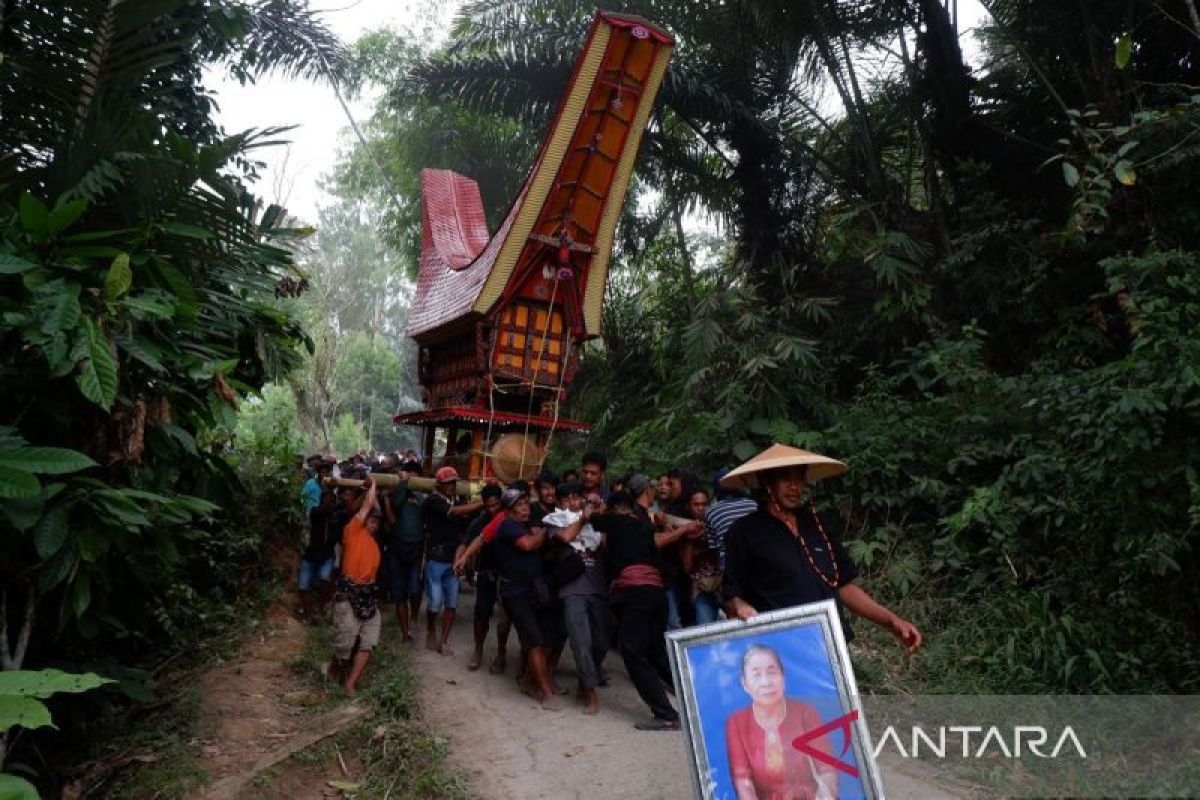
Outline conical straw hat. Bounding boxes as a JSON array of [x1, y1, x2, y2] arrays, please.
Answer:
[[719, 443, 847, 490]]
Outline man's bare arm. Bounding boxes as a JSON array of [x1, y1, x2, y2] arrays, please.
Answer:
[[448, 500, 484, 518], [354, 481, 377, 522]]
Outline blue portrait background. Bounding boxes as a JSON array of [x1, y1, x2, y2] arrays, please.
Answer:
[[683, 621, 867, 799]]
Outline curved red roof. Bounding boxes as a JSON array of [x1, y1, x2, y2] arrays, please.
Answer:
[[405, 11, 674, 344]]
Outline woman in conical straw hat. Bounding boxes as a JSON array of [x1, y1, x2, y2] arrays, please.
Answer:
[[721, 443, 922, 653]]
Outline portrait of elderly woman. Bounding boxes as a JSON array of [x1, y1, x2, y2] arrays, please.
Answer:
[[726, 644, 839, 800]]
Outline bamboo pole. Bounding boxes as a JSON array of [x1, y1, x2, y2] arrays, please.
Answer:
[[324, 473, 476, 497]]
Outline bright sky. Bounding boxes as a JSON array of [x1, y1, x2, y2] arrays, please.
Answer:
[[210, 1, 990, 226], [209, 0, 455, 224]]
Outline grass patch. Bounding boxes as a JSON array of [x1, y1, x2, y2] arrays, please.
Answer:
[[82, 576, 287, 799], [260, 623, 471, 799], [286, 621, 334, 685], [102, 688, 209, 799]]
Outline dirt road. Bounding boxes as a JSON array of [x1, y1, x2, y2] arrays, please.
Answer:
[[412, 591, 964, 800]]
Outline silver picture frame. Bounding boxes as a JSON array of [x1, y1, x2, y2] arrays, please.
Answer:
[[666, 599, 885, 800]]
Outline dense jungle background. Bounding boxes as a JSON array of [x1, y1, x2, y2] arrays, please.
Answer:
[[1, 0, 1198, 795]]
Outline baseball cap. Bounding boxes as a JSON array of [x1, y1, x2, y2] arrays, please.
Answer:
[[435, 466, 459, 483], [627, 473, 652, 495], [500, 488, 524, 509]]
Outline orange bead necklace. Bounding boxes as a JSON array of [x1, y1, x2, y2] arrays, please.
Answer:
[[768, 496, 841, 588]]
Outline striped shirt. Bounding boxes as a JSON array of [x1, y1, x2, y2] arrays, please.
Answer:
[[704, 497, 758, 570]]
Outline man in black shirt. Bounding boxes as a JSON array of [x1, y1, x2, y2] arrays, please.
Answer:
[[422, 466, 483, 655], [580, 451, 608, 500], [530, 469, 558, 526], [299, 490, 339, 621], [721, 445, 922, 653], [489, 490, 561, 711], [659, 467, 699, 629], [381, 460, 426, 642], [459, 485, 511, 671]]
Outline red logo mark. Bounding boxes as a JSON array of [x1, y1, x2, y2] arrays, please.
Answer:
[[792, 709, 860, 778]]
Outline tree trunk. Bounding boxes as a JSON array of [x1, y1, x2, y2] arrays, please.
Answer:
[[801, 0, 887, 202], [1185, 0, 1200, 40], [726, 117, 784, 291], [1, 583, 37, 768], [673, 207, 697, 309]]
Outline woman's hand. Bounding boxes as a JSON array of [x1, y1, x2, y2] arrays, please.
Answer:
[[727, 597, 758, 621], [888, 616, 923, 654]]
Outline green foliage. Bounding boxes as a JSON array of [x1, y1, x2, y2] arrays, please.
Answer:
[[0, 773, 39, 800], [331, 412, 370, 457], [0, 0, 332, 645], [235, 383, 308, 457], [0, 0, 349, 789], [0, 670, 114, 732], [280, 198, 422, 456]]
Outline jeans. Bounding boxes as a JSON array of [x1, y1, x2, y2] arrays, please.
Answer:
[[298, 556, 334, 591], [665, 585, 682, 631], [425, 560, 459, 612], [562, 593, 609, 691], [610, 585, 677, 721], [694, 591, 721, 625]]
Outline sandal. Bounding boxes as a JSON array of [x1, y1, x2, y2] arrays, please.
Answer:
[[634, 717, 680, 731]]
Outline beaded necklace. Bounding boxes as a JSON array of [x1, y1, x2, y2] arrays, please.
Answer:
[[768, 496, 840, 588]]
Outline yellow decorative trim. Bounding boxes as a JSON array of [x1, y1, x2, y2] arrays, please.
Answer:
[[584, 42, 673, 336], [472, 23, 613, 317]]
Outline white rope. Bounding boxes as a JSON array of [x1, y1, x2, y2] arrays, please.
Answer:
[[541, 328, 574, 461], [517, 275, 562, 478], [481, 316, 504, 481]]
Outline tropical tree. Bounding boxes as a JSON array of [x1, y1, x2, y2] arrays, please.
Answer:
[[280, 194, 423, 454], [0, 0, 346, 738]]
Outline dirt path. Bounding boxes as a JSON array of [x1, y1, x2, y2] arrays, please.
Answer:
[[183, 602, 367, 800], [412, 591, 966, 800], [173, 584, 964, 799]]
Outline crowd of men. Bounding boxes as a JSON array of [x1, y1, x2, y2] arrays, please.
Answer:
[[298, 446, 922, 730]]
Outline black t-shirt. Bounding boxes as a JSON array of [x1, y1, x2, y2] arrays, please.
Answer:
[[592, 507, 660, 581], [492, 517, 545, 598], [530, 501, 553, 528], [328, 507, 351, 550], [388, 485, 425, 547], [658, 500, 692, 576], [423, 492, 467, 563], [463, 510, 498, 571], [723, 506, 859, 639], [304, 506, 339, 563]]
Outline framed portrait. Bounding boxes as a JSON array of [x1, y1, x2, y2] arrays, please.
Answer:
[[667, 599, 884, 800]]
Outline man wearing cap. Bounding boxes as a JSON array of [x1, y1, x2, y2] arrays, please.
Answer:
[[422, 466, 483, 655], [722, 444, 923, 653], [489, 489, 561, 710]]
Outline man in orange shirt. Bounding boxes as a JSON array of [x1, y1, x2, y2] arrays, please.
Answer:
[[329, 477, 382, 695]]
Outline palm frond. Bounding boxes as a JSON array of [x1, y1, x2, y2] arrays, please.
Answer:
[[229, 0, 349, 84]]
